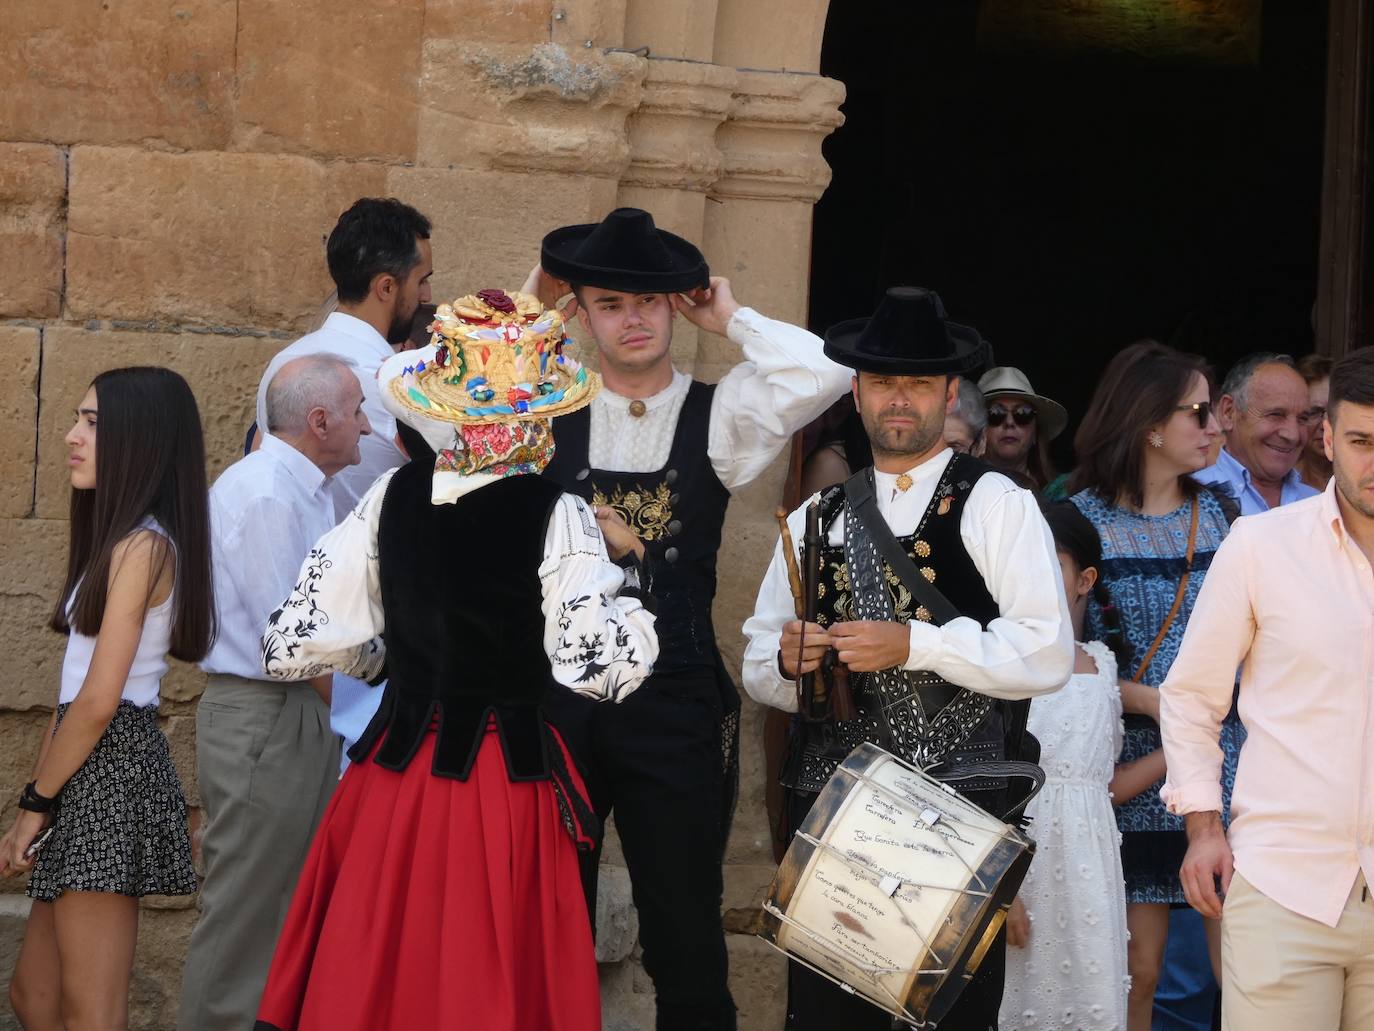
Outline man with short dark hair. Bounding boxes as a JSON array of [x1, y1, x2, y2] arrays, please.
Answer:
[[183, 355, 371, 1031], [256, 197, 433, 515], [254, 197, 433, 774], [527, 208, 852, 1030], [1161, 345, 1374, 1029], [1195, 352, 1317, 514]]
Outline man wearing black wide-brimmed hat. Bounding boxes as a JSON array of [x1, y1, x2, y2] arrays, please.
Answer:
[[742, 287, 1073, 1029], [525, 208, 852, 1029]]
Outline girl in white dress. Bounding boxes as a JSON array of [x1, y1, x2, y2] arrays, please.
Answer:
[[1000, 502, 1130, 1030]]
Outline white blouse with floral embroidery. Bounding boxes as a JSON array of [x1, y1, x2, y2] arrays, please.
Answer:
[[261, 469, 658, 703]]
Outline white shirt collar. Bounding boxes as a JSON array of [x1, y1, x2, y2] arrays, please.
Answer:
[[431, 470, 501, 505], [322, 311, 393, 358], [259, 433, 329, 495], [596, 369, 689, 414], [872, 447, 954, 494]]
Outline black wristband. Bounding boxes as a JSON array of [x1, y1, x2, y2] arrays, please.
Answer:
[[17, 781, 57, 814]]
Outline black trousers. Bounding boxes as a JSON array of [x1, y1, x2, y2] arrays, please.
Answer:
[[548, 667, 737, 1031], [783, 788, 1007, 1031]]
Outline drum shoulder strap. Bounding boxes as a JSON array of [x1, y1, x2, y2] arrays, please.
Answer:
[[843, 467, 961, 626]]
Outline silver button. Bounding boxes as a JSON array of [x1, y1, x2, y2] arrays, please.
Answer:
[[664, 547, 679, 563]]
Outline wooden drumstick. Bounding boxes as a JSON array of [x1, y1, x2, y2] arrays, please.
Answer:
[[775, 508, 805, 620]]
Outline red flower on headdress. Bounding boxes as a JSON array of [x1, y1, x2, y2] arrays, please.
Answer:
[[476, 289, 517, 314]]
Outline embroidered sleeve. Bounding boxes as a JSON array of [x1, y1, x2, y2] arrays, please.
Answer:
[[539, 494, 658, 702], [262, 471, 392, 683]]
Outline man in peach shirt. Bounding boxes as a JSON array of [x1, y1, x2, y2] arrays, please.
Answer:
[[1160, 346, 1374, 1030]]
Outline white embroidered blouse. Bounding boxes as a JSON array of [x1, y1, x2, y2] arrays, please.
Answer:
[[261, 469, 658, 703]]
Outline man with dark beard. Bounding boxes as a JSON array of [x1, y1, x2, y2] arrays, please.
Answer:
[[254, 197, 434, 516], [742, 286, 1073, 1030]]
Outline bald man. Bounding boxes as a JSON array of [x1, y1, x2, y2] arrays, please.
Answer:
[[182, 354, 371, 1031]]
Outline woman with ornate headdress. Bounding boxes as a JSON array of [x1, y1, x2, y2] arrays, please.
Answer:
[[251, 290, 658, 1031]]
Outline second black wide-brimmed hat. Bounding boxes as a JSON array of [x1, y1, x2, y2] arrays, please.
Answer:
[[540, 208, 710, 294], [824, 286, 988, 376]]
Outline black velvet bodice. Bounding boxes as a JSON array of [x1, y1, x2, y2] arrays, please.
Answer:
[[544, 380, 731, 673], [349, 464, 567, 781]]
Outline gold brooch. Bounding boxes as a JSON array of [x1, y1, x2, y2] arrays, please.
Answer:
[[921, 567, 936, 583], [914, 539, 931, 558], [915, 606, 932, 623], [895, 472, 913, 492], [628, 399, 647, 417]]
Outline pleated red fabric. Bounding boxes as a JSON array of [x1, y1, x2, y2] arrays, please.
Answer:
[[255, 721, 601, 1031]]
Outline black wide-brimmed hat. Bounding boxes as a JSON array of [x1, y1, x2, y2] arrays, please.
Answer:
[[540, 208, 710, 294], [824, 286, 988, 376]]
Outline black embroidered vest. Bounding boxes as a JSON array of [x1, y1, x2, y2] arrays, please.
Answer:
[[544, 380, 731, 674], [785, 453, 1014, 796], [351, 465, 566, 780]]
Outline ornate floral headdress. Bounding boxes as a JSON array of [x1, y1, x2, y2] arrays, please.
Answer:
[[390, 288, 597, 424], [379, 289, 599, 481]]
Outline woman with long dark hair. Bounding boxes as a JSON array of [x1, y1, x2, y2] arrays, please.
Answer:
[[1066, 341, 1228, 1030], [2, 367, 214, 1028]]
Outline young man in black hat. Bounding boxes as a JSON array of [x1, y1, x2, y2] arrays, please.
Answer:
[[742, 287, 1073, 1029], [525, 207, 852, 1030]]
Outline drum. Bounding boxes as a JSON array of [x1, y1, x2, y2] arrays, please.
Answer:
[[759, 742, 1036, 1028]]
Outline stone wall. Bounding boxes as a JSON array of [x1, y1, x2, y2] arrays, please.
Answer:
[[0, 2, 842, 1028]]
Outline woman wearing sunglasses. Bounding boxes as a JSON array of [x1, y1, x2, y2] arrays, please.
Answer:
[[977, 366, 1067, 491], [1066, 341, 1230, 1031]]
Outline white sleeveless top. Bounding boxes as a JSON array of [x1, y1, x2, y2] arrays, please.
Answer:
[[59, 520, 174, 708]]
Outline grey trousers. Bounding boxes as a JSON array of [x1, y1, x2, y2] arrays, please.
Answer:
[[178, 675, 340, 1031]]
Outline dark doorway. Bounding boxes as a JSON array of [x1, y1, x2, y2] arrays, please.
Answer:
[[809, 0, 1332, 464]]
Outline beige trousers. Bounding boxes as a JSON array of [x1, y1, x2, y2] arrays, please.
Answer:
[[178, 675, 340, 1031], [1222, 868, 1374, 1030]]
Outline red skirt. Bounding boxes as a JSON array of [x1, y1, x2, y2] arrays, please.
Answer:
[[255, 721, 601, 1031]]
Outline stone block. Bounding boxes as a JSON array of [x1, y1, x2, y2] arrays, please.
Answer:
[[234, 0, 424, 161], [129, 907, 199, 1029], [623, 0, 718, 62], [0, 144, 66, 318], [0, 328, 41, 517], [416, 42, 644, 175], [594, 864, 638, 963], [0, 521, 70, 711], [712, 0, 829, 73], [34, 326, 286, 518], [0, 712, 60, 847], [0, 0, 235, 150], [385, 164, 618, 303], [65, 148, 387, 329], [425, 0, 553, 43], [161, 713, 199, 807]]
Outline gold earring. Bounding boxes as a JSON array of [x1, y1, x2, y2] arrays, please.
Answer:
[[1147, 431, 1165, 449]]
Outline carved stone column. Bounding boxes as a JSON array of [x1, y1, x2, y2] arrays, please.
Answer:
[[618, 58, 738, 367]]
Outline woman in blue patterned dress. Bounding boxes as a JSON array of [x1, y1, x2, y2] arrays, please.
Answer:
[[1068, 341, 1227, 1031]]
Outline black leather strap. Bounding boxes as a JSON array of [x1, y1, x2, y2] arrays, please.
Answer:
[[934, 760, 1046, 823]]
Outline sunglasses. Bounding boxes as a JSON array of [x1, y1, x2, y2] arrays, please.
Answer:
[[1175, 401, 1213, 428], [987, 404, 1036, 428]]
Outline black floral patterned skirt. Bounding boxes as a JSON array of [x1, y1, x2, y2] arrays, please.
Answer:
[[27, 700, 197, 903]]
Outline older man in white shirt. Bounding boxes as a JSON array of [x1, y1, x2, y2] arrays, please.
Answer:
[[180, 354, 371, 1031], [255, 196, 433, 769]]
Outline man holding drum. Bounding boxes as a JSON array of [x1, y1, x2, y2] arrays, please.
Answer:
[[742, 286, 1073, 1029]]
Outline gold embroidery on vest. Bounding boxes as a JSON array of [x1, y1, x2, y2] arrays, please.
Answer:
[[591, 482, 674, 541]]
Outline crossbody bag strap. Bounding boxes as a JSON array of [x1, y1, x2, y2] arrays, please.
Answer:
[[1131, 495, 1200, 683], [844, 467, 962, 625]]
